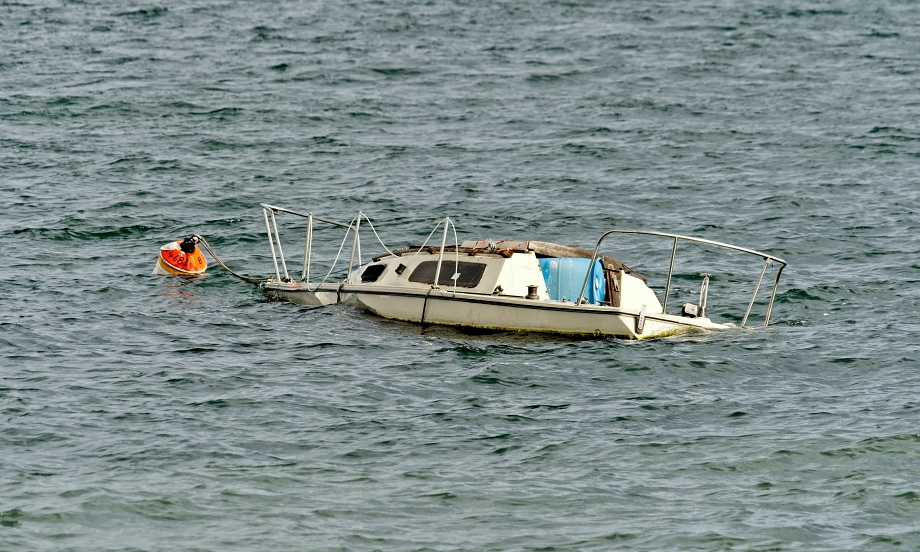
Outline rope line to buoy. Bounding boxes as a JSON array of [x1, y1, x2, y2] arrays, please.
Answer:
[[195, 235, 268, 284]]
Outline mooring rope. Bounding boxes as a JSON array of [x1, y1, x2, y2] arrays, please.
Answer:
[[195, 235, 268, 284]]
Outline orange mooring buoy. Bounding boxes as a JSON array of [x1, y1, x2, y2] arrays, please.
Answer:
[[153, 236, 207, 276]]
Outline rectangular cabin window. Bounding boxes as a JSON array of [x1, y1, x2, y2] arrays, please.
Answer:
[[408, 260, 487, 288], [361, 263, 387, 283]]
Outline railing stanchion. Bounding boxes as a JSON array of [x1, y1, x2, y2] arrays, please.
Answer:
[[270, 209, 290, 281], [662, 237, 677, 314], [742, 258, 770, 328], [699, 274, 710, 318], [432, 217, 450, 289], [347, 214, 362, 283], [302, 213, 313, 283], [764, 264, 785, 327], [263, 208, 282, 283], [356, 212, 363, 271]]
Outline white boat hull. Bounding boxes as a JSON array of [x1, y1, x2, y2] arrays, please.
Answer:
[[264, 283, 727, 339], [265, 283, 339, 307]]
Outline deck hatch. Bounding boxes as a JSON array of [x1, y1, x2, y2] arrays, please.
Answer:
[[408, 260, 486, 288]]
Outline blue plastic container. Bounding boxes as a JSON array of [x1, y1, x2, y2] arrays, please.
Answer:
[[538, 258, 606, 305]]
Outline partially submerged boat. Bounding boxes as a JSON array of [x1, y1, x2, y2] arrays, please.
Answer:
[[179, 204, 787, 340]]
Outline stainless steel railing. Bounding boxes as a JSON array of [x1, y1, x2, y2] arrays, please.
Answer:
[[576, 230, 788, 328], [260, 204, 401, 288], [259, 204, 356, 286]]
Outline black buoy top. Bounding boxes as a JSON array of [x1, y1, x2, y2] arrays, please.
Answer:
[[180, 236, 199, 254]]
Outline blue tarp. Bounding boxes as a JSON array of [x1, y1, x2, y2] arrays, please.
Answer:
[[538, 258, 606, 305]]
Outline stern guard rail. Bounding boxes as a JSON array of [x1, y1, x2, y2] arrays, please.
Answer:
[[259, 204, 399, 290], [576, 230, 787, 328], [259, 204, 463, 295], [260, 203, 358, 287]]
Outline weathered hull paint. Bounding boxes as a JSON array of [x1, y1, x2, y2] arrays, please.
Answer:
[[264, 282, 338, 307], [264, 283, 726, 339]]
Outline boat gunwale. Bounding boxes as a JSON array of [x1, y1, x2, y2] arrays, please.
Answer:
[[264, 282, 729, 332]]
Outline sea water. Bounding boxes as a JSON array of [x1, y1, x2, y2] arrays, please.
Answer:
[[3, 1, 920, 550]]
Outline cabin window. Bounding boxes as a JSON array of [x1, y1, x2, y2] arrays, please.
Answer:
[[361, 264, 387, 282], [408, 261, 486, 288]]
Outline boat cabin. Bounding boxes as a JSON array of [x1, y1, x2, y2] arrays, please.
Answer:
[[358, 239, 662, 313]]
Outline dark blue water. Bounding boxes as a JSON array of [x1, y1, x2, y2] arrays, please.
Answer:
[[4, 1, 920, 550]]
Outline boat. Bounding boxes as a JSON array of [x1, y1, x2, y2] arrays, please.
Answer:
[[183, 204, 787, 340]]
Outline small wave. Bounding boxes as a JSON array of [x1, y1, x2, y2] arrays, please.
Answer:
[[370, 68, 423, 76], [603, 533, 638, 542], [867, 31, 900, 39], [46, 96, 81, 106], [526, 73, 562, 83], [473, 433, 512, 442], [525, 404, 569, 410], [174, 347, 217, 355], [105, 56, 140, 65], [786, 8, 846, 17], [206, 107, 242, 116], [0, 508, 23, 528], [856, 434, 920, 447], [189, 399, 231, 408], [115, 7, 168, 18], [167, 101, 203, 110], [452, 343, 534, 356], [311, 135, 347, 146], [776, 288, 822, 303], [9, 225, 153, 241], [864, 535, 909, 547], [250, 25, 292, 41], [470, 373, 514, 386]]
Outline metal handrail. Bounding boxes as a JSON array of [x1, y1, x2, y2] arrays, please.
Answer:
[[431, 217, 461, 294], [259, 204, 356, 285], [259, 204, 353, 229], [259, 208, 788, 328], [576, 230, 788, 328], [259, 204, 399, 288]]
